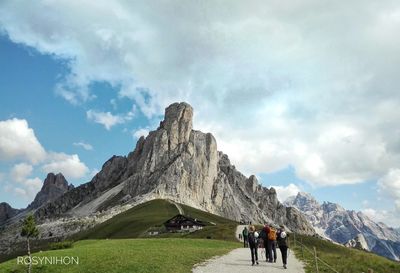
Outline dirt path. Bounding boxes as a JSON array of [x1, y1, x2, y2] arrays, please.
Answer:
[[193, 225, 305, 273], [167, 199, 184, 215]]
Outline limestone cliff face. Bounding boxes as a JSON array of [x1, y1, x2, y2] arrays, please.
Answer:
[[120, 102, 313, 234], [35, 102, 313, 234]]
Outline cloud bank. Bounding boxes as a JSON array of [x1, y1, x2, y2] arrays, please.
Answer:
[[1, 1, 400, 212]]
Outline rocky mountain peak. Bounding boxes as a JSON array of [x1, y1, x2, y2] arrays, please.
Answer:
[[285, 191, 400, 261], [246, 175, 259, 193], [285, 192, 320, 212], [0, 202, 20, 225], [43, 173, 72, 190], [158, 102, 193, 150], [33, 102, 314, 235], [28, 173, 74, 209], [322, 201, 345, 213]]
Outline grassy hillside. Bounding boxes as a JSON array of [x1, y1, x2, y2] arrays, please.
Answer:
[[290, 233, 400, 273], [75, 199, 179, 239], [74, 199, 238, 241], [0, 239, 238, 273]]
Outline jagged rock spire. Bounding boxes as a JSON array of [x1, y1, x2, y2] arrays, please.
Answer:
[[28, 173, 74, 209]]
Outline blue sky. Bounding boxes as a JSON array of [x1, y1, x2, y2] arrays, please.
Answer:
[[1, 1, 400, 227]]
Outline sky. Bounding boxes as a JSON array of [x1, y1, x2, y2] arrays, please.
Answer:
[[0, 1, 400, 227]]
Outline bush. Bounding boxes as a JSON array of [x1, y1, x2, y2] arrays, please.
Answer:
[[49, 241, 73, 250]]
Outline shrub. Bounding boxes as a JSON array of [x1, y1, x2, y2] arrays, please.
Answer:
[[49, 241, 73, 250]]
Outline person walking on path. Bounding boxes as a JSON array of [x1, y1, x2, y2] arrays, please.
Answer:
[[260, 223, 270, 262], [242, 226, 249, 248], [267, 225, 278, 263], [248, 225, 259, 266], [277, 225, 290, 269]]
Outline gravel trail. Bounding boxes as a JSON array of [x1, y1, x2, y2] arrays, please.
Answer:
[[193, 225, 305, 273]]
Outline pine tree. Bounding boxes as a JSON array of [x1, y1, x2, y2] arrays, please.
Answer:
[[21, 214, 39, 273]]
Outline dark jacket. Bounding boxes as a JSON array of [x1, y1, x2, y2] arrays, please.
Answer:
[[242, 228, 248, 237], [248, 232, 258, 248], [277, 230, 289, 247]]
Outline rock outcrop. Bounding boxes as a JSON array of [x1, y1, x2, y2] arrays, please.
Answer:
[[345, 233, 369, 251], [0, 203, 20, 226], [33, 102, 313, 234], [28, 173, 74, 209]]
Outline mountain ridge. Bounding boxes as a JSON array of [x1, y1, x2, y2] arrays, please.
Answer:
[[285, 192, 400, 260]]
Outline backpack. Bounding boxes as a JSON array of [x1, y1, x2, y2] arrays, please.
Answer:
[[277, 231, 288, 247], [259, 229, 266, 240], [248, 232, 257, 246], [268, 228, 277, 241]]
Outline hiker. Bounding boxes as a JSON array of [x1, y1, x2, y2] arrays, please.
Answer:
[[267, 225, 278, 263], [260, 223, 270, 262], [242, 226, 249, 247], [277, 225, 290, 269], [248, 225, 259, 266]]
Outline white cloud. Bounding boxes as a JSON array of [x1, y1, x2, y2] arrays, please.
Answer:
[[1, 1, 400, 188], [13, 177, 42, 200], [132, 128, 150, 139], [362, 208, 400, 228], [378, 169, 400, 214], [42, 152, 89, 179], [0, 118, 46, 163], [86, 110, 125, 130], [86, 106, 136, 130], [270, 183, 301, 202], [0, 118, 90, 183], [10, 163, 33, 182], [73, 141, 93, 151]]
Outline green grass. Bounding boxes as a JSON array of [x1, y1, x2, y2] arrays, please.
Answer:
[[74, 199, 179, 239], [290, 234, 400, 273], [74, 199, 239, 242], [0, 199, 240, 272], [0, 238, 239, 273]]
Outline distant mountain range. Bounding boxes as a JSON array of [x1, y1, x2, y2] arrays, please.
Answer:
[[285, 192, 400, 260], [0, 102, 314, 256]]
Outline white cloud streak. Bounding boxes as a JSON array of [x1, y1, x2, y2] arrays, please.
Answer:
[[86, 110, 125, 130], [86, 105, 136, 130], [73, 141, 93, 151]]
